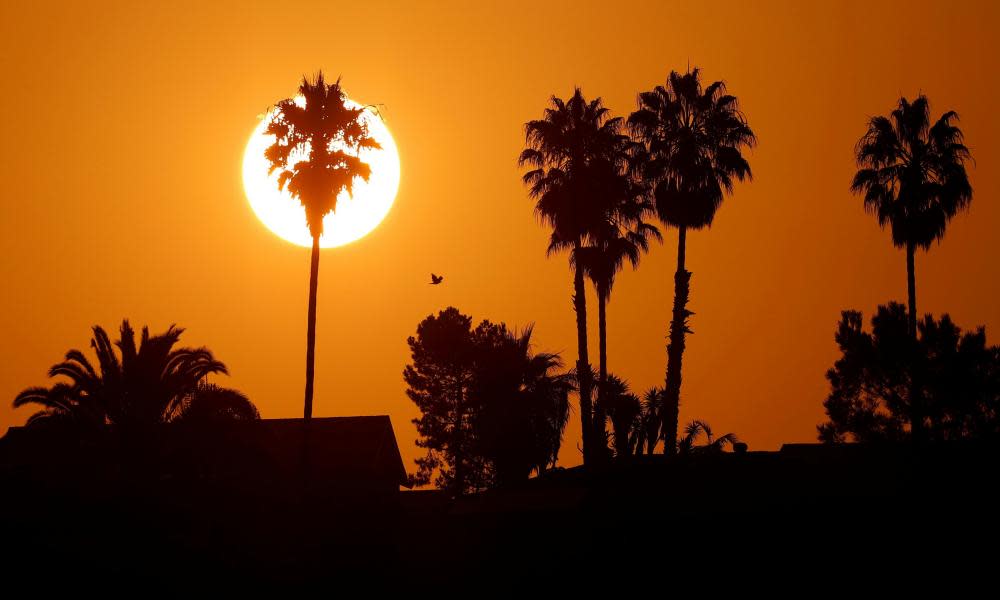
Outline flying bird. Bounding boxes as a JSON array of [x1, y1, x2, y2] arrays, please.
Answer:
[[430, 274, 444, 285]]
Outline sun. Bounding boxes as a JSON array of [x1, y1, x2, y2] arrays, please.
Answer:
[[242, 98, 400, 248]]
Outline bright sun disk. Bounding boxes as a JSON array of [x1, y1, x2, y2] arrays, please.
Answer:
[[242, 97, 400, 248]]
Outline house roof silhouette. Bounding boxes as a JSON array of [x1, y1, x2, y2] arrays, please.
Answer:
[[0, 415, 411, 490], [250, 416, 410, 488]]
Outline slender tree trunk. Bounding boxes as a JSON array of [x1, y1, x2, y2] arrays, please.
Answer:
[[572, 239, 594, 465], [662, 226, 690, 455], [595, 289, 608, 454], [303, 235, 320, 421], [906, 242, 925, 441]]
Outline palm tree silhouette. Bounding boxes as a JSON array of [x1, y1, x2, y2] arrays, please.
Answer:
[[519, 88, 631, 464], [628, 68, 756, 455], [635, 386, 666, 455], [264, 73, 380, 421], [473, 322, 574, 487], [851, 95, 972, 337], [13, 320, 255, 429], [576, 191, 660, 445], [677, 420, 738, 455], [599, 374, 641, 457], [171, 382, 259, 424]]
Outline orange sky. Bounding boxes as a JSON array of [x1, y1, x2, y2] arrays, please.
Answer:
[[2, 0, 998, 470]]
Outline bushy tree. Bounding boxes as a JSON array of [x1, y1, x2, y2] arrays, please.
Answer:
[[819, 303, 999, 443], [404, 307, 572, 494]]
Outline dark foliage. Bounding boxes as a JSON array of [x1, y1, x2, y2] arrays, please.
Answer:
[[599, 374, 641, 458], [851, 95, 972, 254], [13, 320, 256, 431], [404, 307, 572, 494], [819, 303, 999, 443], [265, 72, 380, 239]]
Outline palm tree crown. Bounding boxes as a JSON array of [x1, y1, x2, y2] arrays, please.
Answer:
[[265, 72, 381, 239], [851, 95, 972, 251], [519, 88, 633, 253], [628, 68, 755, 229], [575, 194, 661, 306], [14, 320, 255, 429], [677, 420, 738, 455]]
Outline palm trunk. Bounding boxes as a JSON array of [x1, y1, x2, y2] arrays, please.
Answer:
[[572, 238, 594, 465], [303, 235, 320, 421], [662, 226, 690, 455], [595, 288, 608, 453], [906, 242, 925, 441]]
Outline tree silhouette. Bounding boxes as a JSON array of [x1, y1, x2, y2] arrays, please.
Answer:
[[519, 88, 632, 464], [628, 386, 666, 456], [677, 420, 738, 455], [265, 73, 380, 421], [576, 190, 660, 449], [404, 308, 478, 494], [404, 308, 572, 494], [471, 322, 573, 488], [13, 320, 255, 430], [850, 95, 972, 439], [599, 374, 641, 458], [628, 68, 756, 455], [818, 303, 999, 443], [170, 382, 259, 424]]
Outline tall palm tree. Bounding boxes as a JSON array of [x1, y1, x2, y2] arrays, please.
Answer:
[[13, 320, 255, 429], [577, 191, 660, 445], [851, 95, 972, 336], [519, 88, 631, 464], [851, 95, 972, 440], [628, 68, 756, 455], [265, 73, 380, 421]]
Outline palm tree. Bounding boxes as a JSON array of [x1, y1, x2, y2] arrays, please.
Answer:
[[677, 420, 738, 455], [265, 72, 380, 421], [171, 382, 259, 424], [13, 320, 255, 429], [851, 95, 972, 440], [519, 88, 631, 464], [851, 96, 972, 335], [576, 190, 660, 445], [628, 68, 756, 455], [599, 374, 642, 458], [626, 386, 665, 456], [472, 322, 574, 487]]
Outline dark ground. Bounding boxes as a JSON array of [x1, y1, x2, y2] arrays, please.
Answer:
[[2, 441, 998, 595]]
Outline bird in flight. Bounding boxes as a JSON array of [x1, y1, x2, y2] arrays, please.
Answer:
[[430, 273, 444, 285]]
